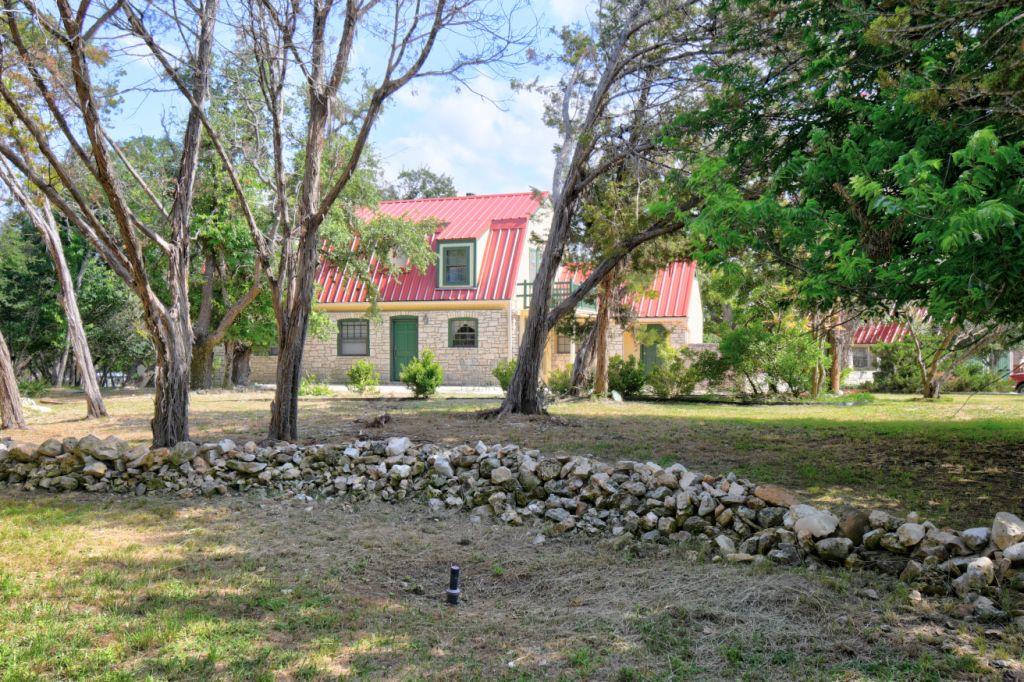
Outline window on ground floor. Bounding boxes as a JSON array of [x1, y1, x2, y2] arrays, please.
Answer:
[[338, 319, 370, 356], [449, 318, 478, 348], [556, 334, 572, 354], [852, 347, 872, 369]]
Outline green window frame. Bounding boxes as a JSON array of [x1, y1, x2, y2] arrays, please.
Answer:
[[448, 318, 479, 348], [438, 240, 476, 288], [556, 334, 572, 354], [337, 319, 370, 356]]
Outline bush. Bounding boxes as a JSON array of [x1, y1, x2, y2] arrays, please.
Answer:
[[400, 350, 443, 398], [298, 373, 332, 397], [945, 361, 1013, 393], [546, 367, 572, 396], [647, 344, 698, 398], [608, 355, 647, 398], [710, 325, 824, 396], [492, 359, 516, 392], [870, 342, 922, 393], [346, 360, 380, 394], [17, 378, 50, 398]]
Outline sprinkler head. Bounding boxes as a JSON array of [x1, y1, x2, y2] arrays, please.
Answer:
[[446, 564, 461, 605]]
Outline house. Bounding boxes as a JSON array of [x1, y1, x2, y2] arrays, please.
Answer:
[[248, 192, 703, 386], [845, 320, 1023, 386], [846, 321, 910, 385]]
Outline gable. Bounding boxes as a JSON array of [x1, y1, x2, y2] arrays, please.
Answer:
[[316, 192, 544, 304]]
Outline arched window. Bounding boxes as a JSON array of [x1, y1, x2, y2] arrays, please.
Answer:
[[448, 318, 478, 348]]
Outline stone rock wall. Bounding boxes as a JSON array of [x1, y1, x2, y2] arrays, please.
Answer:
[[2, 435, 1022, 617]]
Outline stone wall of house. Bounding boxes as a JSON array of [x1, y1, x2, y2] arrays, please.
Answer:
[[250, 308, 512, 386]]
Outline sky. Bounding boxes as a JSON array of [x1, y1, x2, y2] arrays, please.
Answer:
[[106, 0, 594, 197]]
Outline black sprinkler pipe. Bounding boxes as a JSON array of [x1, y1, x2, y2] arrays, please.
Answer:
[[446, 564, 461, 605]]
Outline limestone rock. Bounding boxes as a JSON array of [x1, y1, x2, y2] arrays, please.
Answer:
[[82, 461, 107, 478], [837, 509, 870, 545], [961, 527, 990, 551], [1002, 542, 1024, 564], [226, 460, 267, 474], [753, 484, 798, 508], [992, 512, 1024, 550], [896, 523, 926, 548], [816, 537, 853, 562], [490, 466, 513, 485], [386, 437, 412, 457], [7, 442, 39, 463]]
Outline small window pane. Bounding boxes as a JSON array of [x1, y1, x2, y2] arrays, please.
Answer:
[[450, 319, 478, 348], [338, 320, 369, 356], [443, 246, 470, 286], [852, 348, 870, 369], [557, 334, 571, 354]]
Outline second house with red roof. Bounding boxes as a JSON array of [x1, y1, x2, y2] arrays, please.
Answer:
[[249, 192, 704, 386]]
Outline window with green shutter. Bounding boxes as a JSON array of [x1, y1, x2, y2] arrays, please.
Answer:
[[448, 318, 478, 348], [338, 319, 369, 356]]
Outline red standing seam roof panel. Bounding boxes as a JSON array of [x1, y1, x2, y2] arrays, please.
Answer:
[[853, 322, 911, 345], [556, 260, 697, 318], [316, 192, 544, 304]]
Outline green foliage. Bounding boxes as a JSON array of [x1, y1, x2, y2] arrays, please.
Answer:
[[399, 351, 443, 398], [492, 359, 517, 392], [382, 166, 457, 200], [871, 342, 926, 394], [672, 0, 1024, 331], [608, 356, 647, 398], [700, 326, 824, 397], [945, 362, 1011, 394], [346, 360, 380, 394], [298, 374, 332, 397], [17, 378, 50, 398], [647, 344, 698, 399], [546, 367, 573, 396]]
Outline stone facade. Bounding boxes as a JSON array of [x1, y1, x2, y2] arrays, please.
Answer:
[[250, 307, 512, 386]]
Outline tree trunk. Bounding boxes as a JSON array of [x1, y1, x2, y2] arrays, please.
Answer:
[[222, 342, 233, 388], [594, 277, 612, 395], [231, 343, 253, 386], [149, 319, 192, 447], [829, 328, 842, 394], [0, 328, 26, 430], [569, 324, 597, 396], [36, 201, 106, 417], [190, 344, 215, 390], [54, 333, 71, 388]]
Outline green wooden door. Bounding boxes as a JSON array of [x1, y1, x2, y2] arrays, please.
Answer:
[[639, 324, 667, 372], [390, 317, 418, 381]]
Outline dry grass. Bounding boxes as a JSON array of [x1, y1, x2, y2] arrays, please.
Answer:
[[3, 490, 1018, 680], [4, 389, 1024, 678]]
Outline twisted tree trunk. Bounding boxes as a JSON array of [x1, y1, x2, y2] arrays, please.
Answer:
[[593, 276, 612, 395], [569, 324, 597, 396], [0, 328, 26, 430]]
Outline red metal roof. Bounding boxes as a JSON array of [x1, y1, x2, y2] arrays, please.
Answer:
[[558, 260, 697, 318], [316, 192, 543, 304], [853, 321, 910, 345], [368, 192, 545, 240]]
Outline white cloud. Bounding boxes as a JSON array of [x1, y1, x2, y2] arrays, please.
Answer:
[[546, 0, 593, 25], [373, 77, 559, 194]]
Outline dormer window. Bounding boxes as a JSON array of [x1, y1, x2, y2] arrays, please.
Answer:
[[438, 240, 475, 288]]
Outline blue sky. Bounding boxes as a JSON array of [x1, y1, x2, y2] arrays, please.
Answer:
[[107, 0, 592, 196]]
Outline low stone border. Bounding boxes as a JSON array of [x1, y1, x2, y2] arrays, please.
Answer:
[[1, 434, 1022, 620]]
